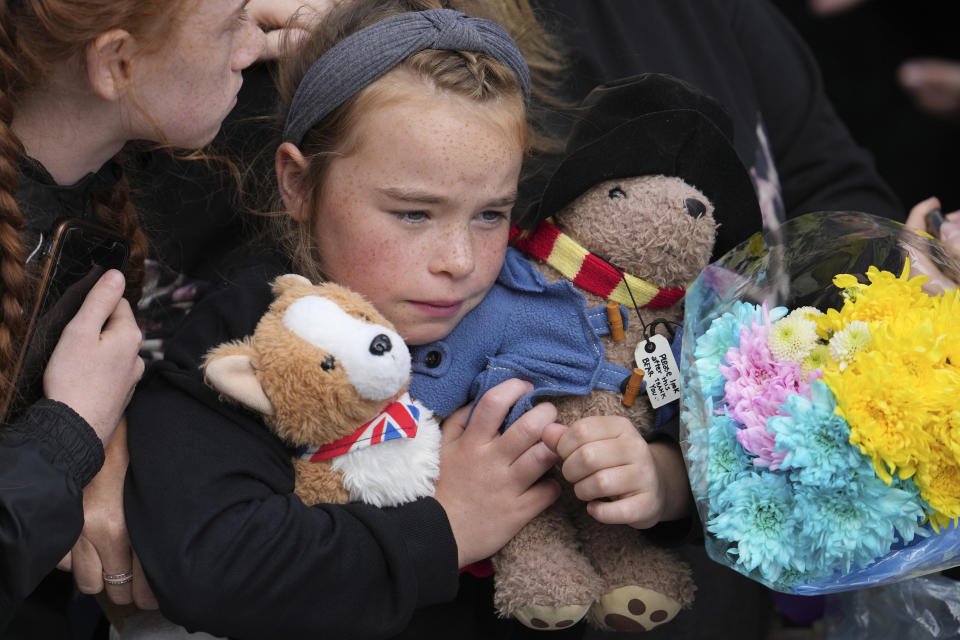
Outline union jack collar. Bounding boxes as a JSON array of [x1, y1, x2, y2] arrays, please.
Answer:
[[296, 392, 421, 462], [510, 220, 685, 309]]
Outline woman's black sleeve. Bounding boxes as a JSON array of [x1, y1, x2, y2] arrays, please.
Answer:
[[0, 400, 104, 629]]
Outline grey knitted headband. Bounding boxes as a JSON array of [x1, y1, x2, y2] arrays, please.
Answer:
[[282, 8, 531, 145]]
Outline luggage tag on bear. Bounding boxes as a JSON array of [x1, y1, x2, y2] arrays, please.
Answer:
[[634, 334, 681, 409]]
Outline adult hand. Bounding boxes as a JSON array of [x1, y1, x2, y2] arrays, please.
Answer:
[[541, 417, 691, 529], [43, 269, 143, 444], [904, 196, 960, 293], [435, 379, 561, 567], [56, 420, 158, 609], [249, 0, 346, 59], [899, 59, 960, 122]]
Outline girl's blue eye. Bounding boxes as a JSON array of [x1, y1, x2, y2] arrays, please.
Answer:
[[395, 211, 428, 223], [479, 210, 508, 223]]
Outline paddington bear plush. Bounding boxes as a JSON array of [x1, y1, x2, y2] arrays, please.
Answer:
[[201, 274, 440, 508], [482, 73, 764, 632]]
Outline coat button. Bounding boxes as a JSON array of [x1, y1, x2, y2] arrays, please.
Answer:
[[424, 350, 442, 368]]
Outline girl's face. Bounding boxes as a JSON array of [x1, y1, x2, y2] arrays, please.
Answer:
[[128, 0, 264, 148], [302, 91, 524, 346]]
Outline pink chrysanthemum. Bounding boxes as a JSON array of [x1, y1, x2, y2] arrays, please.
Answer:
[[720, 312, 817, 469]]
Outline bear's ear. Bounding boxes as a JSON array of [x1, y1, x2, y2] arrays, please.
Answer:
[[203, 352, 275, 416]]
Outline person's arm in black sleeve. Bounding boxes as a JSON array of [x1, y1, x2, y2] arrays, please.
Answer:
[[123, 266, 459, 639], [125, 374, 458, 640], [727, 0, 904, 221], [0, 400, 105, 629]]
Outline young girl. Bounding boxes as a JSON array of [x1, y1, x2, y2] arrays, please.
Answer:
[[122, 2, 562, 638], [0, 0, 267, 629], [124, 1, 690, 638]]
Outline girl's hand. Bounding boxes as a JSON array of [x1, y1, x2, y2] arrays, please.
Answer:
[[904, 196, 960, 293], [435, 379, 561, 567], [542, 417, 691, 529], [249, 0, 345, 59], [43, 270, 143, 445]]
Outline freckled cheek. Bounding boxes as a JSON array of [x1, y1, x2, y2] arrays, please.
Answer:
[[476, 232, 510, 278], [322, 228, 419, 292]]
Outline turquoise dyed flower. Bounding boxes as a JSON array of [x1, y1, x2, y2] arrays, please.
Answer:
[[768, 381, 862, 488], [706, 414, 753, 509], [793, 469, 927, 577], [708, 472, 802, 583]]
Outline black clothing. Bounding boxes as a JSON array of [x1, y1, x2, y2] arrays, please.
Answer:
[[0, 401, 104, 631], [528, 0, 904, 256], [124, 262, 462, 640], [17, 155, 123, 238], [772, 0, 960, 212], [1, 155, 119, 634]]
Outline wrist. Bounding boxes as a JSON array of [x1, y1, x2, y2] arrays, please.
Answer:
[[648, 440, 691, 522]]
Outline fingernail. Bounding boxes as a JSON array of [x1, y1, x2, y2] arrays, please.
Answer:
[[103, 270, 125, 288]]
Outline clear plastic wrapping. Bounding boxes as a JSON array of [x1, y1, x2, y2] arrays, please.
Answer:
[[680, 211, 960, 594]]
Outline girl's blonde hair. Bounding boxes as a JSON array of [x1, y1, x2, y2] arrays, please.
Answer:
[[0, 0, 186, 389], [268, 0, 566, 283]]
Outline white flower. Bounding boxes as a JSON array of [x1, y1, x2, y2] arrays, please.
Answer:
[[768, 315, 820, 364], [788, 306, 824, 320], [829, 320, 871, 367]]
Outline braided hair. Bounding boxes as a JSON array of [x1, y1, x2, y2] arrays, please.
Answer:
[[0, 0, 181, 388]]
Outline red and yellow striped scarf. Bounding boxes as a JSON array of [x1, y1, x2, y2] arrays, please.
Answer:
[[510, 220, 685, 310]]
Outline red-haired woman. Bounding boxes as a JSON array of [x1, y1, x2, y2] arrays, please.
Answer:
[[0, 0, 287, 630]]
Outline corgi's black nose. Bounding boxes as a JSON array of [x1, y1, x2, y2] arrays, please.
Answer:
[[370, 334, 392, 355]]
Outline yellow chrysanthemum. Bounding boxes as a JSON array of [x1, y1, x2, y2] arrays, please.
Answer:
[[811, 260, 960, 536], [913, 446, 960, 532], [869, 315, 951, 371], [826, 261, 936, 332], [932, 288, 960, 365], [815, 308, 844, 341], [940, 408, 960, 466], [825, 348, 938, 483]]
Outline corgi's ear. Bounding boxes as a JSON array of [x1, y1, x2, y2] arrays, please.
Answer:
[[271, 273, 313, 296], [203, 350, 275, 416]]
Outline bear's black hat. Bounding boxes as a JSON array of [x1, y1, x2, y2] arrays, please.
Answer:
[[527, 73, 761, 257]]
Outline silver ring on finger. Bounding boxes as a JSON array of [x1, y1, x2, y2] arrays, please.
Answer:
[[103, 570, 134, 585]]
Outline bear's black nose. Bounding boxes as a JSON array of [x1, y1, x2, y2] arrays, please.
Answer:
[[369, 334, 392, 355]]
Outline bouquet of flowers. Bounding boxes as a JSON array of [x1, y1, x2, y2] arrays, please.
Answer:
[[680, 211, 960, 594]]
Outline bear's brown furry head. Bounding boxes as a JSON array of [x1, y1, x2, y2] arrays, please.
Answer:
[[554, 175, 717, 290]]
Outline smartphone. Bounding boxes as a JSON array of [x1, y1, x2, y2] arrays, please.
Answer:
[[0, 218, 129, 424], [927, 208, 945, 238]]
